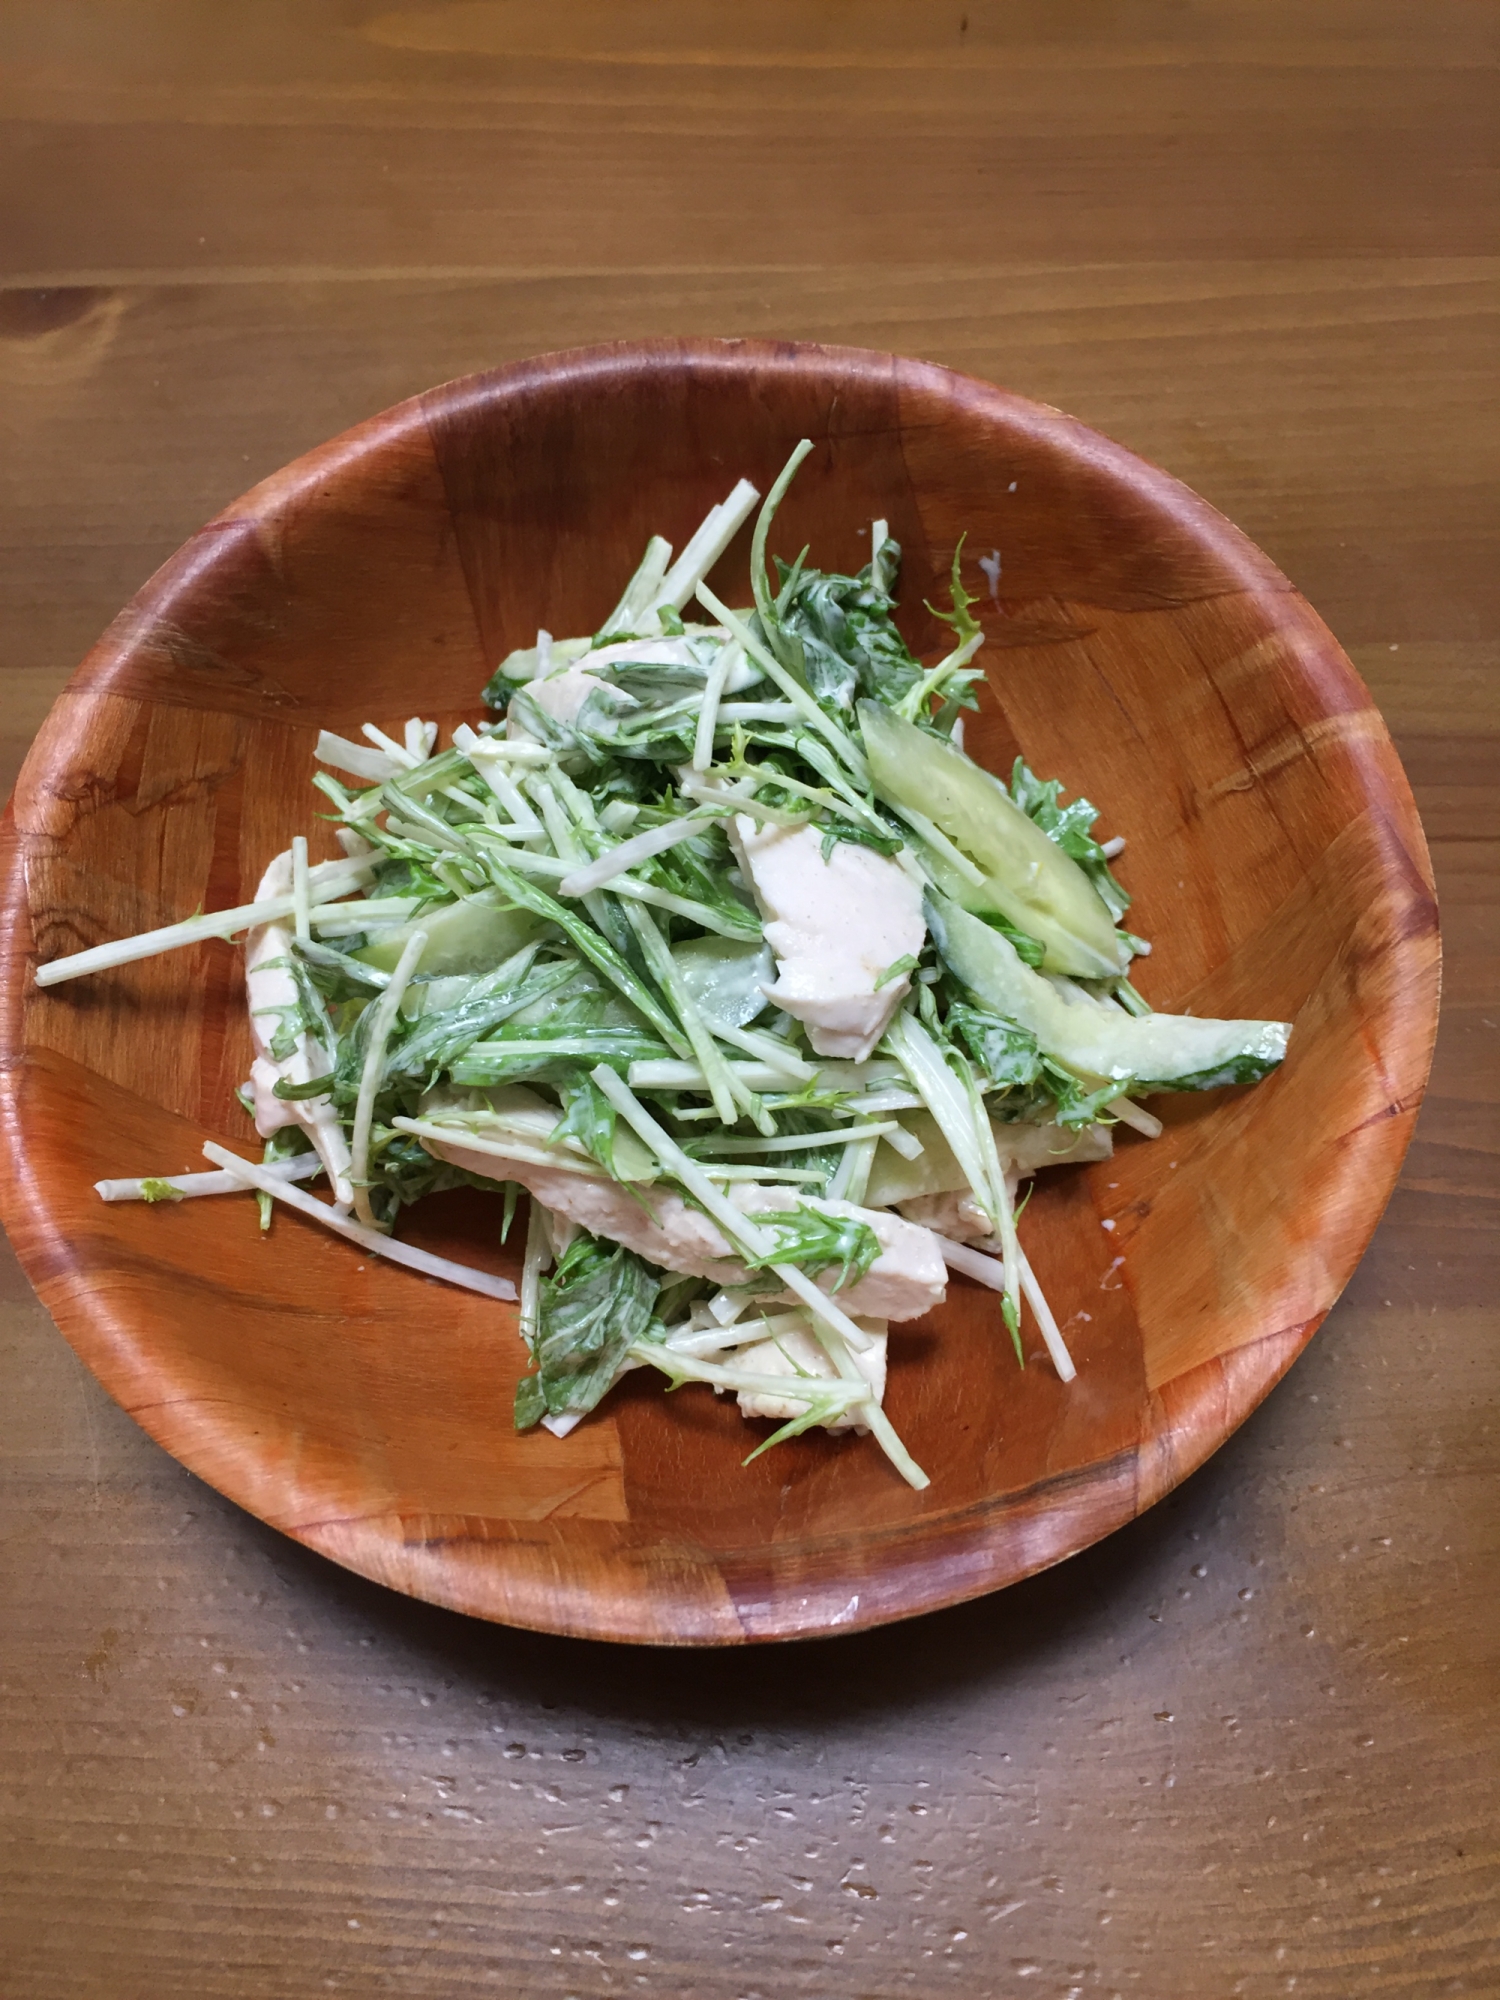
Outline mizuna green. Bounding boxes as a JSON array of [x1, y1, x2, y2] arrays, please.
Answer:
[[56, 444, 1292, 1489]]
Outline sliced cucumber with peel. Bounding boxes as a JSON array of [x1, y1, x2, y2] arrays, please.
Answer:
[[858, 702, 1129, 978], [927, 890, 1290, 1091]]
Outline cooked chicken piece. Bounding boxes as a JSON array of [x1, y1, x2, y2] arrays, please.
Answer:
[[728, 815, 925, 1061], [420, 1133, 947, 1322], [732, 1319, 888, 1430]]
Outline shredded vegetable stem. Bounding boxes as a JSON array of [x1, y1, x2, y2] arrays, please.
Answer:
[[1107, 1095, 1164, 1139], [748, 440, 813, 639], [1018, 1249, 1077, 1384], [519, 1199, 552, 1348], [33, 852, 374, 987], [869, 517, 889, 594], [557, 804, 722, 899], [959, 1056, 1024, 1343], [201, 1143, 517, 1300], [693, 584, 872, 790], [599, 533, 672, 636], [691, 640, 738, 772], [290, 835, 312, 942], [586, 1068, 929, 1492], [650, 477, 760, 616], [361, 721, 420, 769], [95, 1155, 324, 1203], [349, 928, 428, 1230]]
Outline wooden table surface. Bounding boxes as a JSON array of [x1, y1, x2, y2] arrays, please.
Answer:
[[1, 5, 1495, 1994]]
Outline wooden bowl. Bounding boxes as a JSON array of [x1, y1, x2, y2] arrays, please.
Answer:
[[0, 340, 1439, 1644]]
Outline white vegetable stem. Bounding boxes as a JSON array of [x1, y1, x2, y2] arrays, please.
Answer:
[[201, 1143, 517, 1300], [651, 478, 760, 614], [599, 533, 672, 636], [693, 1121, 902, 1156], [588, 1066, 929, 1491], [360, 722, 417, 767], [780, 1285, 929, 1491], [291, 835, 312, 942], [828, 1134, 878, 1204], [937, 1237, 1077, 1384], [1018, 1249, 1077, 1383], [34, 853, 375, 988], [95, 1155, 323, 1203], [678, 775, 808, 831], [350, 929, 428, 1229], [691, 640, 738, 772], [316, 730, 404, 781], [617, 900, 750, 1128], [884, 1011, 998, 1233], [519, 1199, 552, 1348], [588, 1064, 777, 1259], [694, 583, 871, 789], [394, 1116, 603, 1178], [557, 804, 721, 899], [460, 743, 547, 834], [630, 1340, 865, 1411], [869, 518, 889, 595], [706, 1022, 816, 1082], [1107, 1095, 1164, 1139], [587, 1066, 865, 1355]]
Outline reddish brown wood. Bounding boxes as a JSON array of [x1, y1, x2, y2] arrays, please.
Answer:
[[0, 339, 1440, 1644]]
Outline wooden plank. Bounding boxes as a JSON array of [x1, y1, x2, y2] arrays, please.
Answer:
[[2, 259, 1495, 797], [3, 1, 1495, 276], [0, 3, 1495, 1994]]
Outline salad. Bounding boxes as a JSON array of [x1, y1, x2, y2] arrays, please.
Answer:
[[46, 443, 1291, 1490]]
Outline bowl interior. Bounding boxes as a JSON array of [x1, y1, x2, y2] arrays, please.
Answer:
[[0, 340, 1439, 1642]]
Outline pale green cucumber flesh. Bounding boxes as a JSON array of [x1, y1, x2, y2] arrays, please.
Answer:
[[864, 1109, 1113, 1207], [929, 892, 1290, 1090], [355, 893, 542, 977], [858, 701, 1128, 978]]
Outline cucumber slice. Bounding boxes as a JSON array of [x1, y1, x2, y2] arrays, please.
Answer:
[[672, 937, 774, 1030], [858, 701, 1128, 977], [864, 1109, 1114, 1207], [355, 892, 542, 977], [927, 890, 1290, 1091]]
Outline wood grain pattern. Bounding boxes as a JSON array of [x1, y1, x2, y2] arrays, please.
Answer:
[[2, 7, 1495, 1994], [0, 339, 1439, 1644]]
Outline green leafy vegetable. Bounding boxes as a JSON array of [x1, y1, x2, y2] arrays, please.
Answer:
[[382, 953, 574, 1087], [552, 1073, 627, 1177], [514, 1230, 663, 1425], [740, 1204, 881, 1292], [773, 548, 924, 711], [927, 536, 981, 647], [946, 1002, 1044, 1090], [451, 1025, 670, 1090], [874, 953, 919, 992], [475, 853, 690, 1057]]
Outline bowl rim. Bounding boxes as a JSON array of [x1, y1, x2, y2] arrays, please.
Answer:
[[0, 336, 1441, 1644]]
